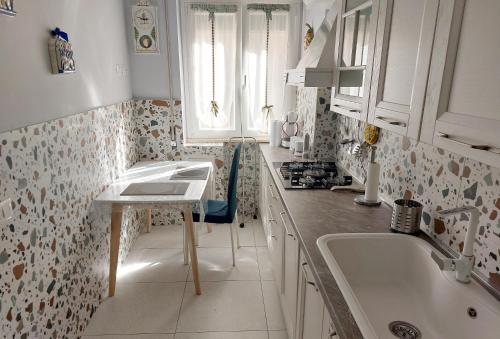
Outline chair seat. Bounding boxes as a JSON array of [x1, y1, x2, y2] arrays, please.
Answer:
[[192, 199, 233, 224]]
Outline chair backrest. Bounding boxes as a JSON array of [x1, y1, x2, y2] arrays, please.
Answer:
[[226, 143, 241, 221]]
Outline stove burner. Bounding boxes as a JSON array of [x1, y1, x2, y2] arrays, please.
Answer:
[[278, 161, 339, 189]]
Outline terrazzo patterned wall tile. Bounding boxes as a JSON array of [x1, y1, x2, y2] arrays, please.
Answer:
[[332, 113, 500, 288], [0, 101, 145, 338], [295, 87, 336, 160], [134, 99, 259, 225]]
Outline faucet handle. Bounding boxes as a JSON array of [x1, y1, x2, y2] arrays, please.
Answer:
[[438, 206, 479, 217], [431, 251, 456, 271]]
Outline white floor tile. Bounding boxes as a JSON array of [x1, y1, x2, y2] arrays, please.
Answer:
[[174, 331, 268, 339], [256, 247, 274, 281], [268, 330, 289, 339], [84, 282, 185, 335], [119, 249, 189, 283], [177, 281, 267, 332], [188, 247, 259, 281], [253, 223, 267, 247], [197, 224, 255, 248], [134, 226, 184, 249], [83, 335, 174, 339], [262, 281, 286, 331]]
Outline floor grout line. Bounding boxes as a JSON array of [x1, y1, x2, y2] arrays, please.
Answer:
[[253, 221, 271, 339]]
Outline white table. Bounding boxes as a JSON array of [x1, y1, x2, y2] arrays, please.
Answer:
[[95, 160, 213, 297]]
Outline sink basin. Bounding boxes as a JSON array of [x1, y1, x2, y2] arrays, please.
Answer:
[[317, 233, 500, 339]]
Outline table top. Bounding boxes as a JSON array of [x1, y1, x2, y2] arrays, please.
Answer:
[[95, 161, 213, 205]]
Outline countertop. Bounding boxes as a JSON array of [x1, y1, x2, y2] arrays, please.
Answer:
[[259, 144, 394, 339]]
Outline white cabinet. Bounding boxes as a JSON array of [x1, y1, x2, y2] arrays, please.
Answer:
[[331, 0, 380, 121], [280, 209, 300, 339], [267, 180, 284, 291], [259, 156, 269, 236], [322, 307, 337, 339], [421, 0, 500, 168], [296, 252, 325, 339], [368, 0, 439, 138]]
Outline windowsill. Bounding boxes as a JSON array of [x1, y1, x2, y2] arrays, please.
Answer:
[[184, 137, 270, 147]]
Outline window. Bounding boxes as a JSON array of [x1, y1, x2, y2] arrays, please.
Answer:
[[178, 0, 300, 142]]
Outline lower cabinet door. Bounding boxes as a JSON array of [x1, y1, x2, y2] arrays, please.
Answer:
[[297, 252, 324, 339], [281, 210, 299, 338]]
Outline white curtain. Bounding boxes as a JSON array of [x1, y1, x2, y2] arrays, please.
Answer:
[[244, 11, 289, 134], [185, 10, 238, 134]]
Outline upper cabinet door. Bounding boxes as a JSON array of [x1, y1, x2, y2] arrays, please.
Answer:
[[368, 0, 439, 138], [331, 0, 379, 121], [421, 0, 500, 168]]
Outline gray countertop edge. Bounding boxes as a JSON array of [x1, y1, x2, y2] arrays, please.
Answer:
[[259, 144, 395, 339]]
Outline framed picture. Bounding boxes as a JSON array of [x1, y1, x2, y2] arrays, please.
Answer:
[[132, 2, 160, 54]]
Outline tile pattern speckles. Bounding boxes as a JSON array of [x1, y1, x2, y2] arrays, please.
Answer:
[[333, 113, 500, 283], [0, 101, 145, 338], [295, 87, 335, 160], [134, 100, 259, 225]]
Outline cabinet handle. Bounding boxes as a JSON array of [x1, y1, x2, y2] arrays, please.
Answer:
[[267, 185, 277, 199], [301, 262, 317, 288], [267, 205, 275, 223], [329, 330, 338, 338], [333, 104, 360, 113], [375, 115, 407, 127], [437, 132, 500, 154], [280, 211, 295, 239]]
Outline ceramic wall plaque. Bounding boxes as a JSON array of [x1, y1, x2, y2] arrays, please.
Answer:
[[132, 1, 160, 54], [48, 28, 76, 74]]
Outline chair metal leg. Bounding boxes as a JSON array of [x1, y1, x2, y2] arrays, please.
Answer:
[[229, 222, 236, 267], [235, 212, 241, 249]]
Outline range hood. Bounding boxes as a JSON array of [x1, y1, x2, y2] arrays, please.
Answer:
[[285, 2, 337, 87]]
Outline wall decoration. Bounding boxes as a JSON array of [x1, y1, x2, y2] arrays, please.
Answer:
[[48, 28, 76, 74], [132, 1, 160, 54], [304, 23, 314, 50], [0, 0, 16, 16]]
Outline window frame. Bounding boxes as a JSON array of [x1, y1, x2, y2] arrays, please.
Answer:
[[177, 0, 301, 144]]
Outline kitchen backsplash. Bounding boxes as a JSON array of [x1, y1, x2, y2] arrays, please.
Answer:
[[134, 99, 259, 225], [0, 101, 145, 338], [296, 87, 335, 159], [296, 87, 500, 288]]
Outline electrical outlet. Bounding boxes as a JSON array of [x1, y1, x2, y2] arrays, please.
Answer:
[[0, 198, 13, 223]]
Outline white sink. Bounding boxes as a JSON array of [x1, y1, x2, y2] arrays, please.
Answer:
[[317, 233, 500, 339]]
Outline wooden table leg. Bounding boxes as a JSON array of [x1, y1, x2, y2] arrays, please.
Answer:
[[206, 223, 213, 233], [109, 204, 123, 297], [145, 208, 152, 233], [184, 205, 201, 295]]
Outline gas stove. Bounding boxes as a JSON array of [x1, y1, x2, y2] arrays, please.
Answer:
[[275, 161, 351, 189]]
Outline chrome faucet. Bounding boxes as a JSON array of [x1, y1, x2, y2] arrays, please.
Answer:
[[430, 206, 480, 283]]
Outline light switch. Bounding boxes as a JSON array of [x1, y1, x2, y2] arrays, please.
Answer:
[[0, 198, 13, 223]]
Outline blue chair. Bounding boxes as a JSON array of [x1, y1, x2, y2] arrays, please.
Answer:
[[192, 144, 241, 266]]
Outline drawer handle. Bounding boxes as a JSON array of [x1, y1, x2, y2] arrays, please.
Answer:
[[333, 104, 360, 113], [280, 211, 295, 239], [267, 205, 275, 223], [267, 185, 277, 199], [329, 330, 337, 338], [437, 132, 500, 154], [375, 115, 407, 127], [301, 262, 316, 288]]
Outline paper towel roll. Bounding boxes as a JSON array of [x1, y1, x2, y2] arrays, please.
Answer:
[[269, 120, 283, 147], [364, 162, 380, 202]]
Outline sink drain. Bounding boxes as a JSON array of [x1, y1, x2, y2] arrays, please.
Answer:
[[388, 321, 422, 339]]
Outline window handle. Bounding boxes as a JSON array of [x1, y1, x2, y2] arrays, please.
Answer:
[[242, 75, 247, 88]]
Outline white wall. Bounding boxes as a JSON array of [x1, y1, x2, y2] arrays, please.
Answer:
[[125, 0, 181, 100], [0, 0, 132, 133]]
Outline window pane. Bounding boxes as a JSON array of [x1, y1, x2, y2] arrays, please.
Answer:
[[186, 11, 237, 132], [244, 11, 289, 134]]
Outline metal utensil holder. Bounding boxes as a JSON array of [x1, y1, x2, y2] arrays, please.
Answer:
[[390, 199, 423, 234]]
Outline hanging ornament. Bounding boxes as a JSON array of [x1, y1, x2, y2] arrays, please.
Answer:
[[304, 23, 314, 50]]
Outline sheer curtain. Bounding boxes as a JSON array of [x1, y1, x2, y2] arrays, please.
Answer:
[[244, 11, 290, 134], [185, 10, 239, 137]]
